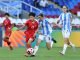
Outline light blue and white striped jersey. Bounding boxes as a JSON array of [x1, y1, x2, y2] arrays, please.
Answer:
[[59, 12, 72, 32], [38, 18, 52, 35]]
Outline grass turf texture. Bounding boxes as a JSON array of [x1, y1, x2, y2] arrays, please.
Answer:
[[0, 47, 80, 60]]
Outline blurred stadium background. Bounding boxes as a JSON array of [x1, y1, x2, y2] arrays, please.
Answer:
[[0, 0, 80, 60]]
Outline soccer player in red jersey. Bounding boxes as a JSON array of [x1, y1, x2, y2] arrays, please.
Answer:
[[21, 12, 38, 56], [2, 13, 13, 50]]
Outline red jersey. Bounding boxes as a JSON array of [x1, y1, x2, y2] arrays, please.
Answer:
[[3, 18, 12, 37], [24, 20, 38, 42]]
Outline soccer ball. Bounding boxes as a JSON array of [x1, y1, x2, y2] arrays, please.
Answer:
[[27, 48, 34, 55]]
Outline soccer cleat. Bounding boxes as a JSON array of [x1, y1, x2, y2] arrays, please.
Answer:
[[72, 44, 76, 52], [52, 38, 57, 43], [30, 55, 35, 57], [24, 53, 29, 57], [9, 45, 13, 50], [59, 51, 65, 55]]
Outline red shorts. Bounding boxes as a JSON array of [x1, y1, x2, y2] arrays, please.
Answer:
[[25, 31, 35, 43]]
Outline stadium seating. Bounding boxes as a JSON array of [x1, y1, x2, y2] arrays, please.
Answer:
[[23, 0, 80, 18], [0, 0, 21, 16], [0, 0, 80, 18], [52, 0, 80, 15], [23, 0, 62, 18]]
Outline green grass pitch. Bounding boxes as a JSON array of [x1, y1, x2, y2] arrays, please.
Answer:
[[0, 47, 80, 60]]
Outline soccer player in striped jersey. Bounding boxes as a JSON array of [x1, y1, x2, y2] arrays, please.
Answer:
[[58, 6, 75, 55], [32, 13, 56, 56]]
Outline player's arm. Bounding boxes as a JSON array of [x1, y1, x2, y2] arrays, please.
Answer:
[[47, 20, 58, 28], [57, 21, 62, 28], [18, 20, 29, 30], [18, 24, 25, 30], [51, 22, 57, 27], [56, 14, 63, 28]]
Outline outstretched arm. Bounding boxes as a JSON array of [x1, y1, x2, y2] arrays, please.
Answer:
[[18, 24, 25, 30]]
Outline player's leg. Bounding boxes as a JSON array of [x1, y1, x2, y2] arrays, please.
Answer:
[[67, 32, 75, 47], [4, 36, 13, 50], [46, 36, 53, 50], [32, 35, 44, 56], [25, 38, 34, 57], [50, 36, 54, 48], [61, 38, 75, 55], [25, 34, 33, 49], [60, 31, 75, 55], [24, 33, 33, 57], [60, 31, 68, 55], [60, 38, 68, 55], [46, 42, 51, 50], [26, 38, 33, 48], [4, 31, 13, 50]]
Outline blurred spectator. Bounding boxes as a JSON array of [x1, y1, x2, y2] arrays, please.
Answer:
[[33, 0, 40, 8], [39, 0, 48, 7], [72, 17, 80, 25]]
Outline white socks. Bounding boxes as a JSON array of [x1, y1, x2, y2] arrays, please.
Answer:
[[62, 44, 68, 54], [50, 40, 54, 48], [33, 46, 39, 55], [62, 42, 75, 54]]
